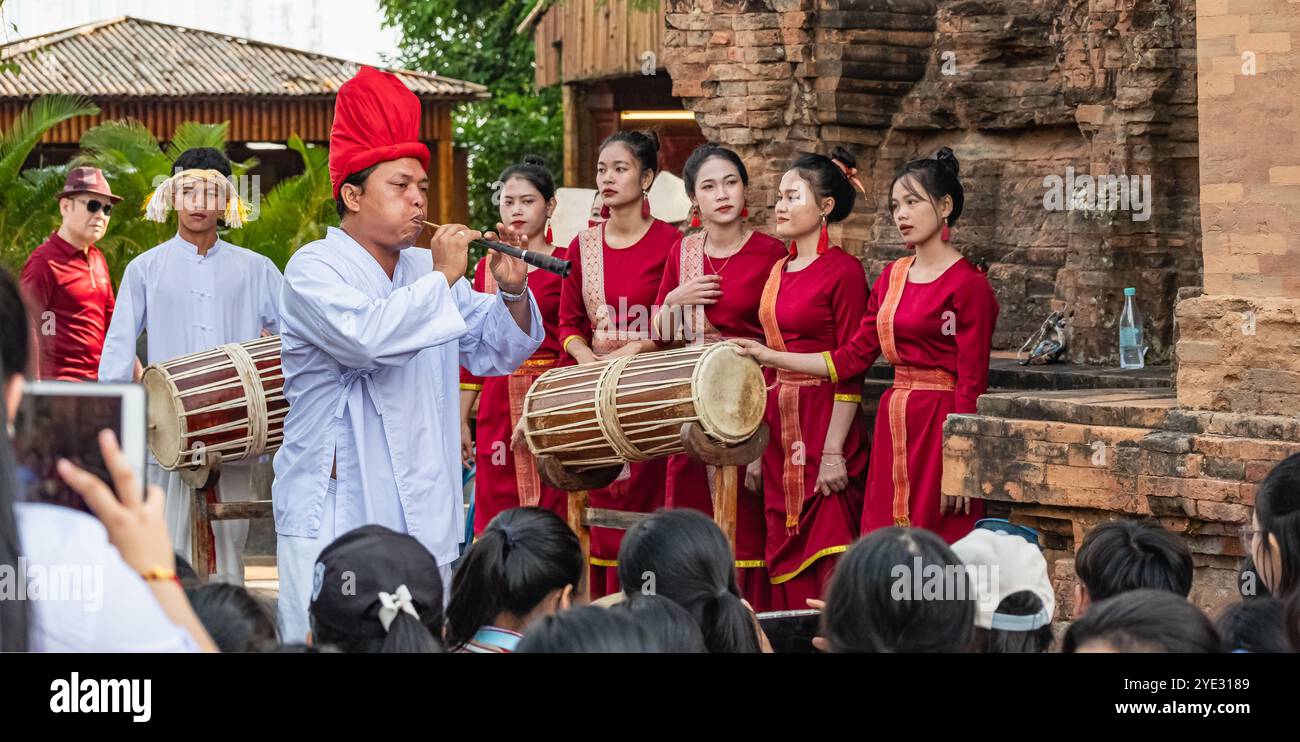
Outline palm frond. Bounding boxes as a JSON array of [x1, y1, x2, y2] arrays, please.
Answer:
[[0, 94, 99, 196]]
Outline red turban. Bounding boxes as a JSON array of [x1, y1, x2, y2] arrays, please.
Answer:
[[329, 66, 431, 199]]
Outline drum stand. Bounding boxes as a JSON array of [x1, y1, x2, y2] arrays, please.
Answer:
[[535, 422, 769, 601], [178, 452, 275, 579]]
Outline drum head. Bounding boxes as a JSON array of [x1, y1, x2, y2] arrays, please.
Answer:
[[142, 366, 183, 469], [693, 343, 766, 443]]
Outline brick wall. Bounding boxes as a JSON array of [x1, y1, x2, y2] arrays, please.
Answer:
[[662, 0, 1202, 363]]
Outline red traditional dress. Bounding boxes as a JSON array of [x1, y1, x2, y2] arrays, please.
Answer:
[[758, 246, 869, 610], [460, 248, 570, 535], [652, 229, 786, 611], [828, 255, 998, 542], [558, 219, 680, 597]]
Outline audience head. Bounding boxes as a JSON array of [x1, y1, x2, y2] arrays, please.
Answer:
[[309, 525, 444, 653], [618, 509, 761, 653], [952, 528, 1055, 653], [1073, 519, 1193, 615], [1064, 589, 1223, 653], [446, 507, 583, 650], [822, 527, 975, 653]]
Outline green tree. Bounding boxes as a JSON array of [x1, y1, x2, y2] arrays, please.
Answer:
[[227, 136, 337, 271], [74, 121, 337, 277], [0, 94, 101, 274], [378, 0, 562, 248]]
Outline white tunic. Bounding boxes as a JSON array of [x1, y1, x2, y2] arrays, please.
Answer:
[[272, 226, 543, 566], [16, 503, 198, 652], [95, 234, 283, 585], [97, 234, 283, 382]]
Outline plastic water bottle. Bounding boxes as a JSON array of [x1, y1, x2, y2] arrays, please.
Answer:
[[1118, 287, 1147, 369]]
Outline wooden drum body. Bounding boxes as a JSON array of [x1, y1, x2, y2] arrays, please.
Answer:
[[142, 335, 287, 471], [522, 342, 766, 471]]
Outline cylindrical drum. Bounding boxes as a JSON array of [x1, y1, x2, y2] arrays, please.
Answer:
[[522, 342, 766, 471], [142, 335, 287, 470]]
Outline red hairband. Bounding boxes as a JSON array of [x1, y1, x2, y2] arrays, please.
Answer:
[[832, 158, 867, 196]]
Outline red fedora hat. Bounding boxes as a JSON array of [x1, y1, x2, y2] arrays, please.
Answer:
[[56, 166, 122, 203]]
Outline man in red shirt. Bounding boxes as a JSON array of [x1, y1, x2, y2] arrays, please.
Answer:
[[20, 167, 120, 380]]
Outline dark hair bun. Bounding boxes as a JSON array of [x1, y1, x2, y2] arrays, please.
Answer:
[[522, 154, 547, 168], [641, 129, 661, 151], [935, 147, 960, 176], [830, 146, 858, 171]]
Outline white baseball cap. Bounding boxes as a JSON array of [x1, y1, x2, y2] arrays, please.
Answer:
[[951, 529, 1055, 631]]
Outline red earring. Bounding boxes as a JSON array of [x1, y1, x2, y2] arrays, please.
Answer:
[[741, 206, 749, 219], [641, 191, 651, 219], [787, 240, 798, 258], [599, 204, 610, 219], [690, 206, 701, 228], [544, 219, 553, 244], [816, 216, 829, 255], [940, 219, 950, 242]]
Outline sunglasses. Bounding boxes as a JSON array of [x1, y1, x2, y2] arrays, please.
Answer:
[[79, 198, 113, 216]]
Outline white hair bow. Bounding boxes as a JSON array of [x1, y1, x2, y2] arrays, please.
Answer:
[[377, 584, 420, 633]]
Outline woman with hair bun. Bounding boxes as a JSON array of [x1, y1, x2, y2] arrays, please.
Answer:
[[557, 130, 681, 597], [738, 147, 999, 542], [744, 147, 870, 609], [460, 155, 569, 533]]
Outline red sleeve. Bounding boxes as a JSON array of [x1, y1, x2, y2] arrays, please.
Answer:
[[830, 256, 870, 397], [651, 237, 683, 346], [19, 257, 53, 379], [459, 258, 489, 390], [952, 273, 999, 414], [558, 233, 590, 357], [829, 265, 887, 381]]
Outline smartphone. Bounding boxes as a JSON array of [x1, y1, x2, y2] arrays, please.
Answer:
[[757, 609, 822, 654], [11, 381, 147, 514]]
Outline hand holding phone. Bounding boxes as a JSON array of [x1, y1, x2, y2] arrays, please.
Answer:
[[56, 429, 175, 575]]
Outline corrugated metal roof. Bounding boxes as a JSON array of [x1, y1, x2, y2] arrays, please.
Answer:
[[0, 16, 489, 100]]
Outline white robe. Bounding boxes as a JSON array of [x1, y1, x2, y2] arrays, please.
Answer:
[[98, 234, 283, 585], [272, 226, 542, 641]]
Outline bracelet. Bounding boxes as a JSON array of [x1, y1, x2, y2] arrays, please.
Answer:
[[499, 282, 529, 302], [140, 567, 181, 586]]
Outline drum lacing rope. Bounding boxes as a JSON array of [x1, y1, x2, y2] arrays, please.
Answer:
[[594, 355, 652, 462], [222, 342, 268, 457]]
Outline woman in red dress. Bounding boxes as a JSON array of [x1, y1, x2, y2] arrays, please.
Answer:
[[737, 147, 999, 544], [558, 130, 681, 597], [742, 147, 870, 610], [459, 156, 569, 535], [650, 143, 786, 611]]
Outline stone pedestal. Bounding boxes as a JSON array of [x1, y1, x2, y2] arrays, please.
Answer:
[[941, 0, 1300, 623]]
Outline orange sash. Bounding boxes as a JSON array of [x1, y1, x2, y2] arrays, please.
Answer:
[[757, 258, 824, 533], [482, 267, 555, 507], [876, 256, 957, 526], [677, 231, 722, 346], [577, 224, 650, 354]]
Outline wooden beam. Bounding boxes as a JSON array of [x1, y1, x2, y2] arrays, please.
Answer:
[[563, 84, 580, 187], [436, 137, 455, 225]]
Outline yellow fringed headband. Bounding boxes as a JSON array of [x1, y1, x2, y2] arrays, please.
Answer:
[[143, 168, 250, 228]]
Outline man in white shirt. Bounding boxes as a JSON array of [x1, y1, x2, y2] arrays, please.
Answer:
[[272, 66, 542, 642], [98, 147, 282, 586]]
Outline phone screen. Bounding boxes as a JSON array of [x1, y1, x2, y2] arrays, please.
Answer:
[[12, 387, 129, 514], [757, 609, 822, 654]]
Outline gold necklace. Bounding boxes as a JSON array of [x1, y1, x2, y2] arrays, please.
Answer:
[[703, 230, 747, 274]]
